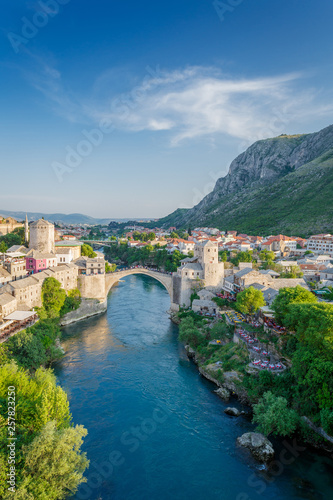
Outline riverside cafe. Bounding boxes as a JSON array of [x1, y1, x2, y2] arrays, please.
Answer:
[[0, 310, 38, 342]]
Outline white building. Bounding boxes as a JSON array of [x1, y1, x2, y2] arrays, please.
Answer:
[[306, 234, 333, 255]]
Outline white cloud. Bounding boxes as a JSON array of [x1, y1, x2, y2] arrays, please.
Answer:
[[23, 59, 333, 145]]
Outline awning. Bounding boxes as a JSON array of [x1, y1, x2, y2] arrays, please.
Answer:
[[4, 311, 36, 321]]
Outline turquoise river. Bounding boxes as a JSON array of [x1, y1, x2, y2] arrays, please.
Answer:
[[54, 275, 333, 500]]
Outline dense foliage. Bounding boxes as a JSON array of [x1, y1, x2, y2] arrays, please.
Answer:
[[230, 250, 253, 266], [272, 285, 318, 324], [104, 243, 187, 272], [0, 363, 88, 499], [178, 284, 333, 441], [81, 243, 97, 258], [6, 320, 63, 370], [41, 278, 67, 319], [252, 391, 299, 436], [247, 289, 333, 437], [235, 287, 266, 317], [0, 227, 25, 249]]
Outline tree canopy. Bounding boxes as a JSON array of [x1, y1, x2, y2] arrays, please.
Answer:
[[230, 250, 253, 266], [235, 286, 265, 317], [252, 391, 299, 436], [41, 278, 66, 319], [272, 285, 317, 324], [0, 363, 88, 499], [81, 243, 97, 258]]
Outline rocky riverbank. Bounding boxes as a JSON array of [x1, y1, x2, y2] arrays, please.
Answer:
[[175, 311, 333, 457]]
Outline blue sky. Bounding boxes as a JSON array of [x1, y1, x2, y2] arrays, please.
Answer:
[[1, 0, 333, 218]]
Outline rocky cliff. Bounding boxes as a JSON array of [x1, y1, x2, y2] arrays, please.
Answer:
[[159, 124, 333, 235]]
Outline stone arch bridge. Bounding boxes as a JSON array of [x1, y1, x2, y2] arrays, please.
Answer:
[[105, 267, 176, 308]]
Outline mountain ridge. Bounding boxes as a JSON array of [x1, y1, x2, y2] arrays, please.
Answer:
[[158, 124, 333, 236]]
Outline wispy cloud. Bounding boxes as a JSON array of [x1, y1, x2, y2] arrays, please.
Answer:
[[22, 57, 333, 145]]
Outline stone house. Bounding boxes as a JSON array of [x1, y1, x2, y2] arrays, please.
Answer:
[[56, 247, 74, 265], [25, 250, 57, 274], [320, 268, 333, 281], [3, 277, 42, 308], [0, 293, 17, 320], [55, 241, 82, 260], [0, 266, 12, 287], [3, 256, 27, 280], [192, 299, 217, 316]]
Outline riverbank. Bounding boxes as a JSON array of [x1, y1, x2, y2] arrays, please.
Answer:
[[171, 309, 333, 455]]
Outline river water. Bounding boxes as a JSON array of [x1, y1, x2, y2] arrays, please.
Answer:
[[54, 275, 333, 500]]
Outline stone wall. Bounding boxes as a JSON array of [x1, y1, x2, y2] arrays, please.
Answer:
[[78, 274, 106, 300], [60, 298, 107, 326]]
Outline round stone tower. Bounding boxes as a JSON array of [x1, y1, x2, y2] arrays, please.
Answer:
[[29, 219, 55, 254]]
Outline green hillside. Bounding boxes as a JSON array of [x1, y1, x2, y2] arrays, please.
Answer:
[[160, 150, 333, 236]]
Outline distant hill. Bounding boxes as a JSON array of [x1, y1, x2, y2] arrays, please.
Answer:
[[158, 124, 333, 237], [0, 211, 151, 226]]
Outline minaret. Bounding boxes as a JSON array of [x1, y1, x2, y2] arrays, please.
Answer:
[[25, 214, 29, 244]]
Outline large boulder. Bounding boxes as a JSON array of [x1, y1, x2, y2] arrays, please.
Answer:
[[224, 407, 241, 417], [214, 387, 230, 401], [236, 432, 274, 463]]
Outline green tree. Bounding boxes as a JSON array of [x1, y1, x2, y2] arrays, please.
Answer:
[[147, 232, 156, 241], [6, 320, 63, 369], [10, 421, 89, 500], [0, 232, 21, 248], [281, 265, 303, 279], [272, 285, 317, 324], [60, 289, 81, 316], [41, 278, 66, 318], [0, 240, 7, 254], [252, 391, 299, 436], [259, 250, 275, 262], [235, 286, 265, 318], [105, 261, 117, 273], [219, 250, 228, 262], [81, 244, 97, 258], [178, 316, 206, 348], [231, 250, 253, 266]]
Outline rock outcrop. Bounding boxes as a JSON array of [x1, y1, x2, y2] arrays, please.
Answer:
[[159, 124, 333, 235], [224, 407, 241, 417], [214, 387, 230, 401], [236, 432, 274, 463]]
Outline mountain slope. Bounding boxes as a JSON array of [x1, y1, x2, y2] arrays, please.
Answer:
[[159, 124, 333, 236]]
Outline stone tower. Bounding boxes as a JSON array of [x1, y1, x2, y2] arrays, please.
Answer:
[[194, 240, 224, 287], [29, 219, 55, 254], [24, 214, 29, 244]]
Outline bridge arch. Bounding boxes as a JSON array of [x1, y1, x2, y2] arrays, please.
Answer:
[[105, 268, 173, 301]]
